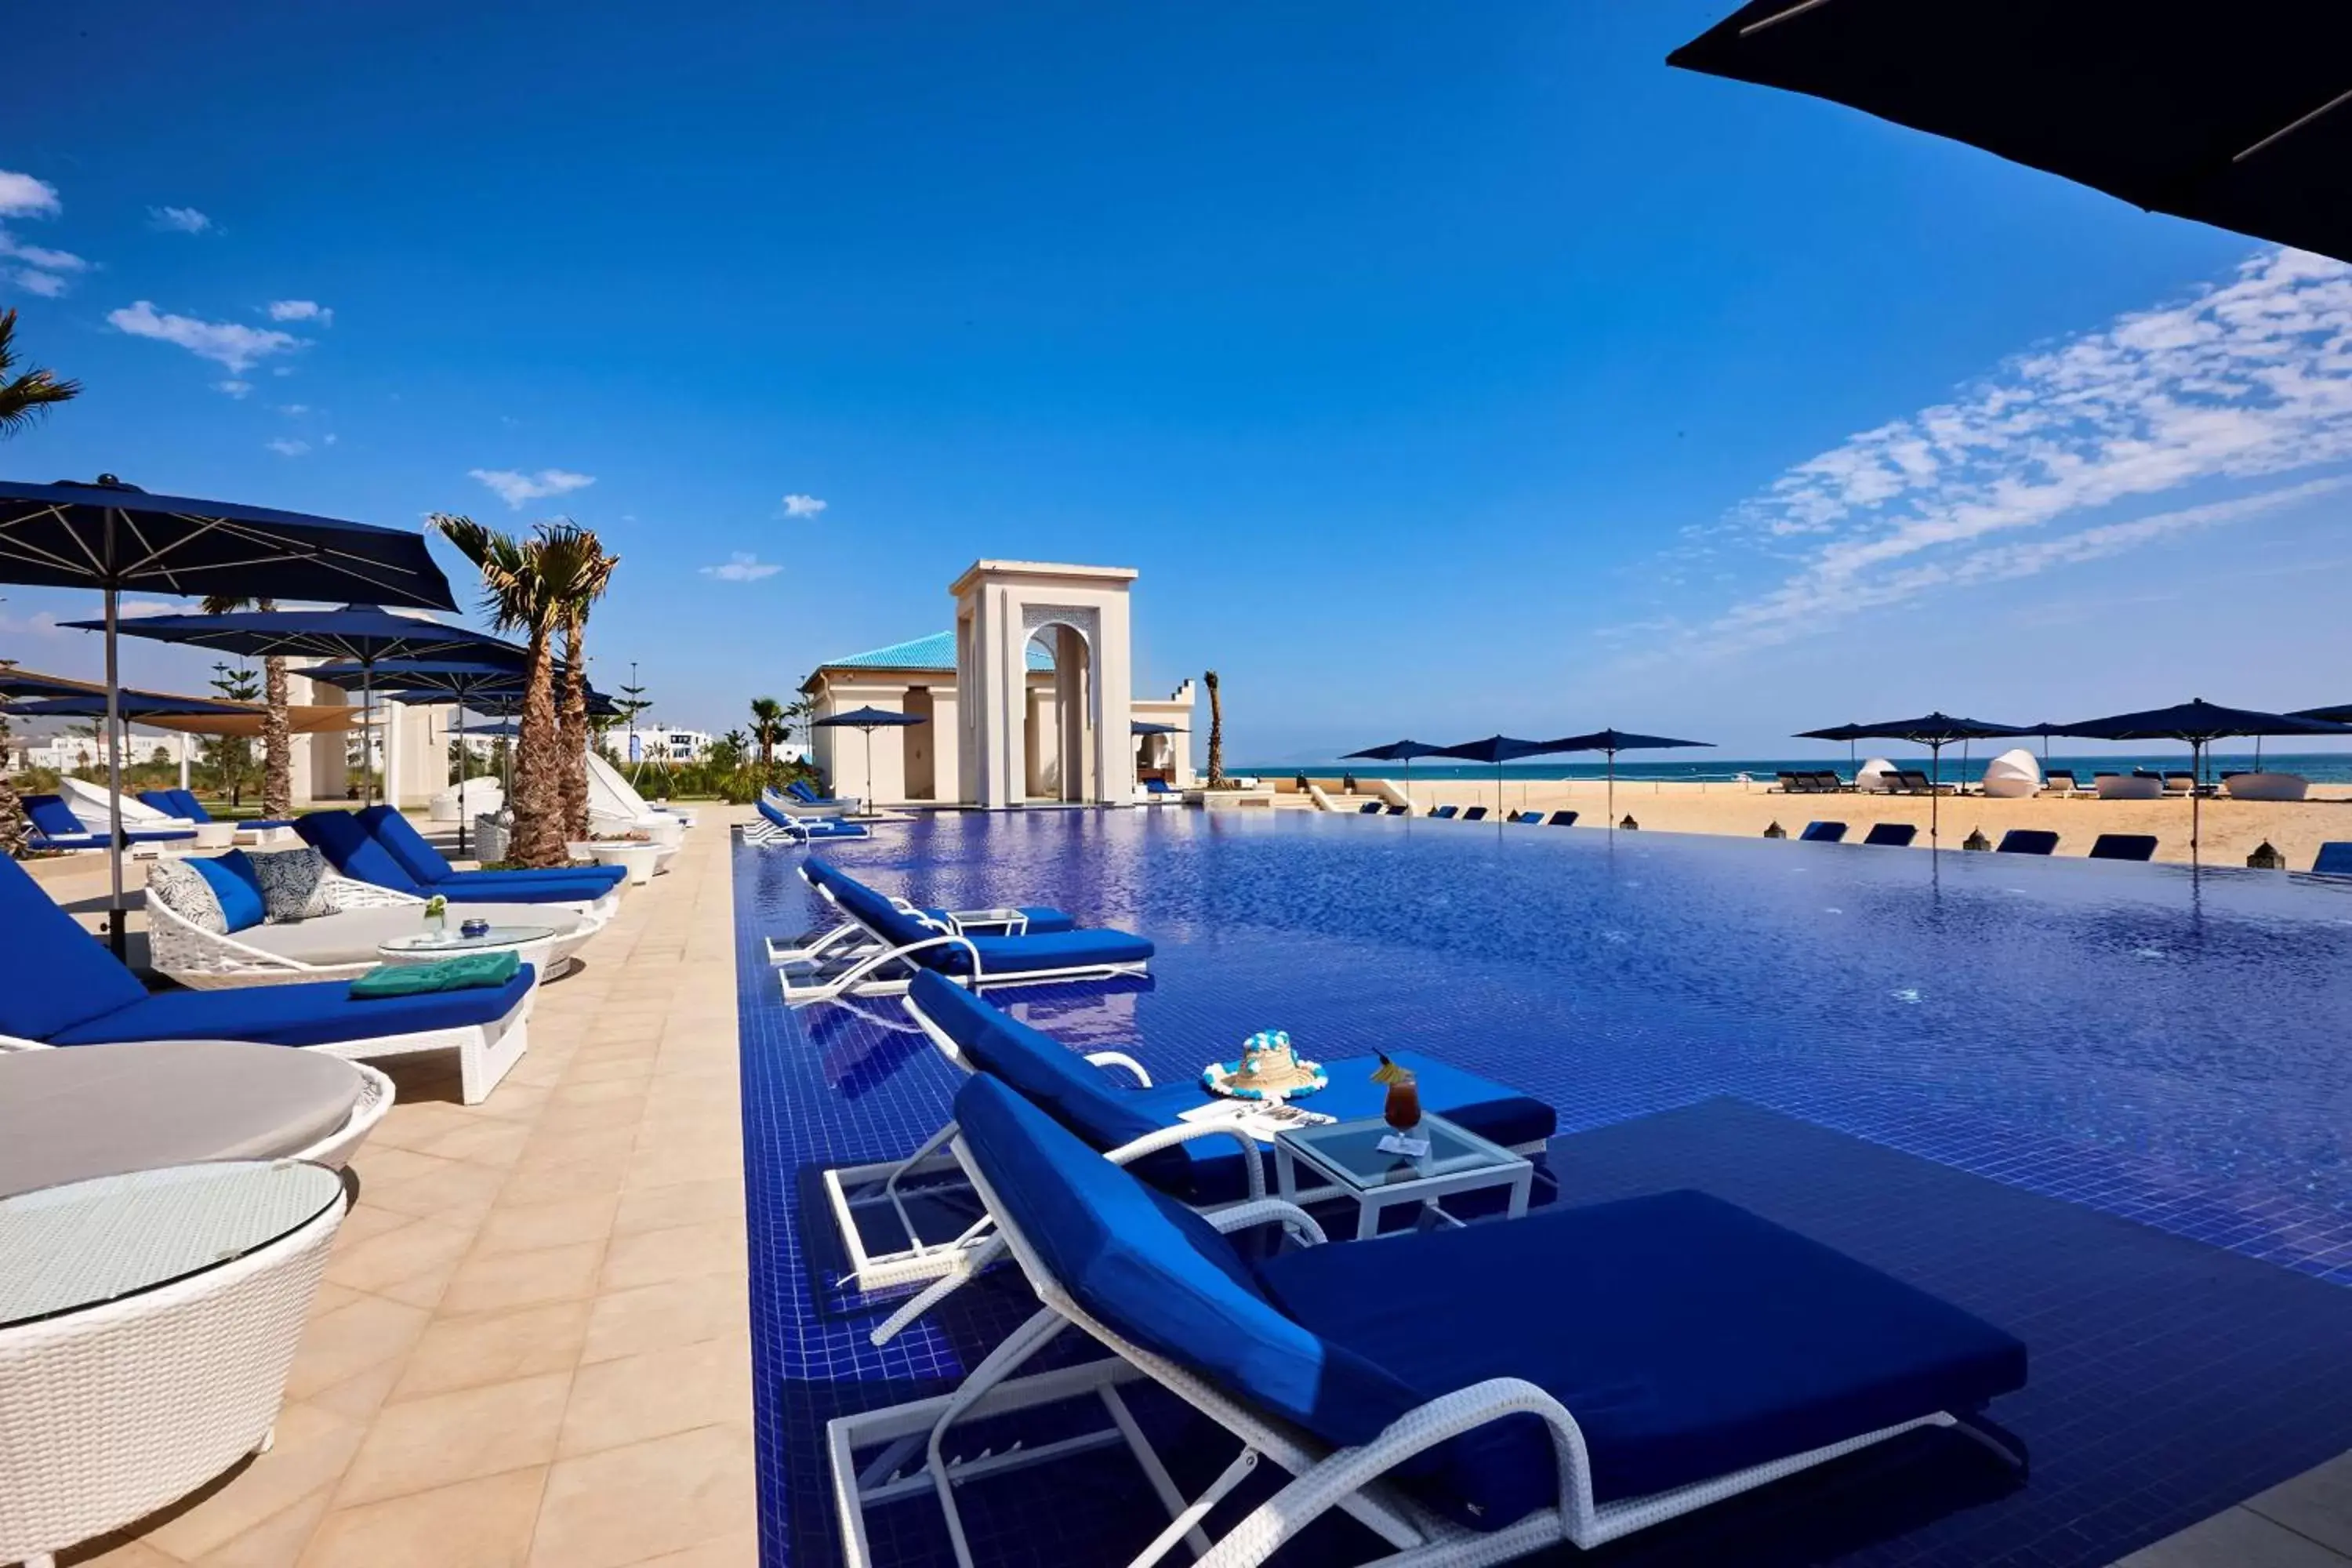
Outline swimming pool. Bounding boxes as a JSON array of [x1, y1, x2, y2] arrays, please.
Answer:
[[735, 810, 2352, 1566]]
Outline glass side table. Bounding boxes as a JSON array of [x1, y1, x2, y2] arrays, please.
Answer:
[[1273, 1113, 1534, 1240], [378, 924, 561, 984]]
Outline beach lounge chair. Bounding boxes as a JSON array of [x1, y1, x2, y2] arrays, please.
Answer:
[[1142, 779, 1185, 798], [22, 794, 195, 852], [765, 857, 1076, 967], [828, 1073, 2028, 1565], [1385, 804, 1408, 816], [1548, 810, 1578, 826], [298, 808, 626, 912], [1358, 800, 1385, 815], [1994, 829, 2060, 855], [59, 774, 194, 830], [1798, 821, 1847, 844], [772, 862, 1152, 1004], [2312, 844, 2352, 877], [2040, 770, 2080, 795], [0, 854, 537, 1104], [2086, 834, 2158, 862], [829, 971, 1555, 1297], [1430, 804, 1458, 820], [1512, 810, 1543, 824], [141, 788, 297, 836], [1885, 770, 1944, 796], [1862, 823, 1918, 847], [2163, 771, 2198, 794], [785, 778, 858, 817], [1461, 806, 1489, 822], [745, 795, 873, 845], [1774, 771, 1812, 794]]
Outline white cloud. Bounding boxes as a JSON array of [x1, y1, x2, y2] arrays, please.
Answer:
[[0, 233, 88, 272], [149, 206, 212, 234], [322, 433, 339, 446], [1675, 248, 2352, 655], [277, 403, 310, 416], [13, 269, 67, 299], [107, 300, 304, 373], [266, 437, 310, 457], [117, 599, 180, 618], [781, 492, 828, 517], [265, 299, 332, 325], [216, 379, 253, 398], [468, 467, 595, 508], [701, 552, 782, 583], [0, 171, 60, 218]]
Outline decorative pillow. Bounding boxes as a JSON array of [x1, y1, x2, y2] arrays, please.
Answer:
[[247, 847, 336, 924], [189, 853, 266, 933], [144, 858, 227, 935]]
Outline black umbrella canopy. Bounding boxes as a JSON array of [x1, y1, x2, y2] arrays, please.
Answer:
[[2289, 702, 2352, 726], [1341, 739, 1452, 762], [1434, 735, 1569, 823], [1541, 730, 1713, 829], [12, 691, 254, 720], [815, 706, 926, 729], [2049, 699, 2352, 856], [1816, 713, 2031, 746], [1669, 2, 2352, 266]]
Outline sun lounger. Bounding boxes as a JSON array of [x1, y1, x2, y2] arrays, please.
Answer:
[[2087, 834, 2158, 862], [1142, 779, 1185, 797], [1548, 810, 1578, 826], [783, 779, 858, 817], [1358, 800, 1385, 815], [829, 972, 1555, 1298], [1994, 829, 2060, 855], [1512, 810, 1543, 824], [22, 794, 195, 852], [2163, 771, 2198, 794], [828, 1073, 2028, 1565], [0, 855, 536, 1103], [766, 858, 1076, 967], [140, 788, 297, 836], [1798, 821, 1846, 843], [1885, 770, 1947, 796], [772, 863, 1151, 1004], [297, 809, 625, 913], [1461, 806, 1488, 822], [2040, 770, 2081, 795], [1862, 822, 1918, 847], [746, 795, 873, 845], [1385, 804, 1407, 816], [2093, 773, 2165, 800], [2313, 844, 2352, 877], [1430, 804, 1457, 819]]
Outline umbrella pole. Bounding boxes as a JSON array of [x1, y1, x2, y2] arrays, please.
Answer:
[[103, 586, 127, 960], [1608, 750, 1617, 829], [2191, 741, 2202, 862], [361, 666, 375, 808], [1929, 742, 1941, 849], [864, 726, 875, 815], [456, 702, 470, 859]]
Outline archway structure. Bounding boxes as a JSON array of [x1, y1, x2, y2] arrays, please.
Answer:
[[953, 561, 1135, 808]]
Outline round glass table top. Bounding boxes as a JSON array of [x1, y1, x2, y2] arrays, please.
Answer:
[[0, 1160, 344, 1330], [378, 924, 557, 956]]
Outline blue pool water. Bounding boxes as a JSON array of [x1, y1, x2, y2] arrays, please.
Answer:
[[735, 810, 2352, 1567]]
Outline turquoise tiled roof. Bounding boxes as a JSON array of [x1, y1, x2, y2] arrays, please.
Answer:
[[821, 630, 1054, 673]]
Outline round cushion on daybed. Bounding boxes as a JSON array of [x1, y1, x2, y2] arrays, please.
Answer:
[[235, 903, 584, 968], [0, 1040, 363, 1197]]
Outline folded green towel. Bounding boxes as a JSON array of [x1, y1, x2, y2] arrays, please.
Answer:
[[350, 949, 523, 998]]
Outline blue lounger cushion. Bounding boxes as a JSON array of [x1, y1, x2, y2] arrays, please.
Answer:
[[2316, 843, 2352, 877], [1799, 821, 1847, 843], [913, 973, 1552, 1202], [825, 871, 1149, 980], [190, 851, 267, 932], [358, 806, 626, 895], [156, 789, 296, 831], [23, 794, 193, 845], [0, 854, 152, 1040], [802, 857, 1074, 935], [302, 810, 623, 899], [51, 967, 536, 1048], [1995, 829, 2059, 855], [954, 1075, 2027, 1536]]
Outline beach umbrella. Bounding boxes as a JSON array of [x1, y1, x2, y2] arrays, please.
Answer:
[[1668, 2, 2352, 267], [813, 706, 925, 808], [0, 475, 456, 956], [1341, 738, 1451, 815], [1542, 728, 1713, 833], [70, 606, 520, 809], [1796, 721, 1871, 771], [1433, 735, 1570, 823], [2045, 699, 2352, 856], [1798, 713, 2031, 848], [306, 659, 533, 857]]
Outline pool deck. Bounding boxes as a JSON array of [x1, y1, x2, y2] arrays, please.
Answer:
[[39, 804, 2352, 1568], [73, 816, 755, 1568]]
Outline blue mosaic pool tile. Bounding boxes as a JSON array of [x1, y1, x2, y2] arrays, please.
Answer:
[[736, 811, 2352, 1566]]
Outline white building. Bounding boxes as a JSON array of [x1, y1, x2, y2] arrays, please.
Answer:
[[615, 726, 714, 764]]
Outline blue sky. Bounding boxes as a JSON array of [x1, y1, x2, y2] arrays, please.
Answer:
[[4, 2, 2349, 761]]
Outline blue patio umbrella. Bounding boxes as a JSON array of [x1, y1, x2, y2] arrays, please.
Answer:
[[69, 606, 521, 808], [1796, 713, 2031, 848], [2046, 699, 2352, 856], [0, 475, 456, 954], [1434, 735, 1573, 822], [11, 691, 253, 720], [1542, 728, 1713, 831], [1341, 739, 1450, 815], [814, 706, 926, 806], [307, 659, 534, 857]]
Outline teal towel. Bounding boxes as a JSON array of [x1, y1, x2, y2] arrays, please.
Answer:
[[350, 949, 523, 999]]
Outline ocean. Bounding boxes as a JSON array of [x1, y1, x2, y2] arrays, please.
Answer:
[[1238, 751, 2352, 786]]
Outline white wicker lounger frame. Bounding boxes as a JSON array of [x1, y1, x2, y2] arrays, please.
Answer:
[[831, 990, 1547, 1319], [764, 871, 1036, 964], [772, 895, 1149, 1007], [0, 1189, 345, 1568], [0, 990, 534, 1108], [741, 811, 872, 848], [829, 1138, 2024, 1568]]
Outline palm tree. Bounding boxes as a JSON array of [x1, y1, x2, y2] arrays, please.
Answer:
[[431, 514, 593, 869], [0, 313, 78, 855], [550, 526, 619, 840], [749, 697, 786, 772], [199, 596, 292, 817], [0, 309, 79, 436], [1203, 670, 1225, 786]]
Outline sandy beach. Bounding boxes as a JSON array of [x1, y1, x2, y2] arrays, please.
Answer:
[[1301, 776, 2352, 869]]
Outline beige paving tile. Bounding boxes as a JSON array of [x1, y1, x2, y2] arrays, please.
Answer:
[[612, 1177, 744, 1236], [336, 1371, 571, 1507], [190, 1489, 332, 1568], [623, 1527, 761, 1566], [299, 1466, 547, 1568], [622, 1144, 746, 1192], [2118, 1507, 2352, 1566], [2249, 1453, 2352, 1558], [352, 1158, 510, 1228], [528, 1423, 756, 1568], [441, 1242, 606, 1317], [282, 1295, 432, 1405], [69, 1541, 182, 1567], [394, 1299, 593, 1401], [516, 1125, 642, 1174], [474, 1193, 622, 1258], [559, 1335, 752, 1457], [322, 1218, 474, 1307], [141, 1403, 364, 1560], [496, 1160, 627, 1208], [582, 1272, 747, 1366], [599, 1218, 747, 1292]]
